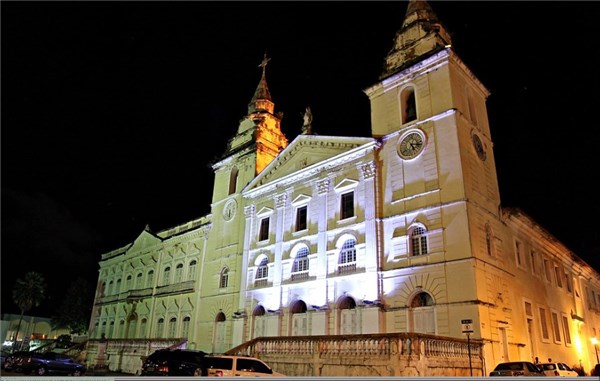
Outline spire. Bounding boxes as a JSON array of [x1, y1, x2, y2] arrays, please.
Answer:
[[403, 0, 435, 25], [381, 0, 452, 79], [248, 53, 273, 114]]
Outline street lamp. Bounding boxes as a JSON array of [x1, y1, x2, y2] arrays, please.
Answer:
[[592, 337, 599, 364]]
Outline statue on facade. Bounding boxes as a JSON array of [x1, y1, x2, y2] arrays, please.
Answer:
[[301, 106, 313, 135]]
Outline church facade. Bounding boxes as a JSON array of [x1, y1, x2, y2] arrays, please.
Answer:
[[89, 1, 600, 372]]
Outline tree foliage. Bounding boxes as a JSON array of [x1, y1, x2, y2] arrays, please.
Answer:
[[11, 271, 47, 351], [51, 277, 93, 335]]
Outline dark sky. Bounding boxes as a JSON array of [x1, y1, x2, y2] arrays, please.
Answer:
[[2, 1, 600, 317]]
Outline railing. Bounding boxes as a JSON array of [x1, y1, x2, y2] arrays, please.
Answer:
[[154, 280, 195, 295], [227, 332, 482, 359], [337, 262, 356, 274], [253, 279, 268, 288], [127, 288, 153, 299], [291, 271, 309, 281]]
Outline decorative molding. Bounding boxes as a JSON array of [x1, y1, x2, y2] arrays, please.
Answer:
[[361, 162, 376, 180], [244, 204, 256, 218], [275, 193, 288, 209], [317, 179, 330, 195]]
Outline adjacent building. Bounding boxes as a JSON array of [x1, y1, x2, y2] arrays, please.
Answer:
[[88, 0, 600, 372]]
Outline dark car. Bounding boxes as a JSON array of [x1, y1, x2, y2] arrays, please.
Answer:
[[2, 351, 30, 372], [17, 351, 86, 376], [489, 361, 546, 377], [140, 349, 208, 376]]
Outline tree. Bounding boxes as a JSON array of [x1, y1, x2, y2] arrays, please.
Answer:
[[51, 277, 93, 335], [11, 271, 46, 352]]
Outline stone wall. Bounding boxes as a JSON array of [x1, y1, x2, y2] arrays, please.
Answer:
[[85, 338, 185, 375], [83, 333, 483, 376]]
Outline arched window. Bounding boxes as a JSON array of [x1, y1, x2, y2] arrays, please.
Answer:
[[229, 167, 239, 195], [146, 270, 154, 288], [219, 268, 229, 288], [168, 317, 177, 338], [108, 280, 114, 296], [188, 260, 197, 281], [108, 320, 115, 338], [135, 273, 142, 289], [401, 86, 417, 124], [339, 239, 357, 264], [128, 314, 138, 338], [292, 246, 310, 273], [140, 318, 148, 337], [118, 319, 125, 338], [174, 263, 184, 283], [411, 292, 433, 307], [182, 316, 191, 339], [256, 258, 268, 280], [290, 301, 308, 336], [156, 318, 164, 338], [126, 275, 132, 290], [115, 279, 122, 294], [163, 267, 171, 286], [253, 305, 266, 317], [409, 291, 435, 334], [410, 225, 428, 256]]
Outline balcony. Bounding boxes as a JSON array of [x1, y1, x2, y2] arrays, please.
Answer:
[[154, 280, 195, 296], [337, 262, 357, 275]]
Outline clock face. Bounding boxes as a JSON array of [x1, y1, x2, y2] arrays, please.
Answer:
[[222, 199, 237, 221], [398, 130, 425, 159], [472, 134, 486, 161]]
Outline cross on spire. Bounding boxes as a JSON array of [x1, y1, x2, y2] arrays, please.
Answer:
[[259, 53, 271, 76]]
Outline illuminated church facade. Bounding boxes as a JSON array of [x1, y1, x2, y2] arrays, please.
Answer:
[[90, 1, 600, 372]]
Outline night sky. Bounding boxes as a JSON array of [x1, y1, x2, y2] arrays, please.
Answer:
[[2, 1, 600, 317]]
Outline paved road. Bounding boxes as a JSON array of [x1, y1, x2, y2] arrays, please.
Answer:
[[0, 369, 136, 377]]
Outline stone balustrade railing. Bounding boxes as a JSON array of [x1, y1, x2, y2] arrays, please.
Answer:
[[228, 332, 482, 358]]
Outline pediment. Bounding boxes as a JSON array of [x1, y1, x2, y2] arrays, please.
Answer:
[[334, 178, 359, 192], [291, 194, 311, 206], [256, 206, 274, 217], [246, 135, 374, 192], [126, 229, 163, 255]]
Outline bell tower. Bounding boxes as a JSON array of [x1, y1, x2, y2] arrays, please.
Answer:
[[211, 54, 288, 205], [198, 55, 288, 353]]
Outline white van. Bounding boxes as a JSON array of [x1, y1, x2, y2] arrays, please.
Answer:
[[204, 355, 285, 377]]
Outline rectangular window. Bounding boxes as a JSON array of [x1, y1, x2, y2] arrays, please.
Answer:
[[564, 270, 572, 293], [259, 217, 270, 241], [561, 314, 571, 345], [295, 205, 307, 232], [530, 250, 537, 275], [340, 191, 354, 220], [544, 259, 552, 283], [551, 311, 561, 343], [554, 265, 563, 288], [515, 240, 523, 267], [539, 307, 549, 340]]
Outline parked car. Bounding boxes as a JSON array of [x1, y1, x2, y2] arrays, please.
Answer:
[[539, 362, 579, 377], [489, 361, 546, 377], [140, 349, 208, 376], [203, 355, 285, 377], [2, 351, 30, 372], [17, 351, 86, 376]]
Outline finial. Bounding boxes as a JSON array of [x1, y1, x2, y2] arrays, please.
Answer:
[[259, 52, 271, 76]]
